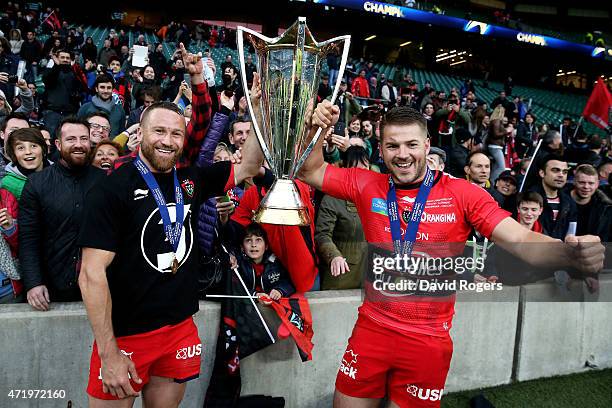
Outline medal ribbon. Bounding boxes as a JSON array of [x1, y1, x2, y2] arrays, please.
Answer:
[[386, 167, 434, 257], [134, 156, 184, 266]]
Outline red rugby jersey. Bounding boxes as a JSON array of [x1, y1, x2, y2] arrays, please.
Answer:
[[322, 166, 509, 336]]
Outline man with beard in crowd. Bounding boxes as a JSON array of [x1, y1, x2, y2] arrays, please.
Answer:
[[19, 117, 105, 310]]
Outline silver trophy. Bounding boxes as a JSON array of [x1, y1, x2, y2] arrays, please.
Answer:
[[237, 17, 350, 226]]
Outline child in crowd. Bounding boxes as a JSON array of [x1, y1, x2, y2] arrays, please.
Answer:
[[234, 223, 295, 303]]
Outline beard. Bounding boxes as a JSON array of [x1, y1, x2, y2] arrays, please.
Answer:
[[141, 140, 182, 172], [61, 146, 90, 168]]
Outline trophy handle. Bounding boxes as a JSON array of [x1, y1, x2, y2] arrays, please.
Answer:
[[289, 34, 351, 178], [236, 26, 277, 170]]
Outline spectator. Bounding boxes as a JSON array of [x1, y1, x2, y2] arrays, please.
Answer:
[[427, 147, 446, 172], [368, 76, 379, 99], [380, 79, 397, 103], [315, 146, 368, 290], [97, 39, 117, 68], [486, 119, 507, 182], [132, 65, 160, 108], [516, 191, 544, 232], [570, 164, 612, 241], [84, 111, 111, 148], [318, 74, 331, 101], [328, 79, 361, 126], [0, 185, 20, 303], [149, 43, 168, 78], [8, 28, 23, 55], [448, 128, 473, 178], [464, 151, 492, 192], [80, 36, 97, 64], [227, 116, 250, 151], [220, 54, 234, 74], [327, 51, 339, 87], [41, 49, 85, 137], [0, 36, 19, 103], [0, 112, 31, 178], [1, 127, 50, 200], [351, 69, 369, 98], [20, 31, 42, 83], [433, 98, 471, 148], [491, 90, 513, 118], [234, 223, 295, 301], [91, 139, 121, 171], [227, 175, 319, 292], [42, 31, 61, 57], [77, 74, 126, 138], [0, 77, 34, 124], [491, 170, 518, 212], [20, 117, 105, 310], [529, 154, 577, 239], [106, 56, 131, 111], [243, 54, 257, 87]]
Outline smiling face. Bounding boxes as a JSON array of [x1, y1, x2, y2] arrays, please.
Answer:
[[92, 144, 120, 170], [242, 233, 267, 264], [349, 119, 361, 133], [573, 172, 598, 201], [143, 66, 155, 80], [96, 81, 114, 101], [380, 123, 430, 185], [495, 178, 517, 196], [55, 123, 91, 168], [518, 201, 542, 228], [13, 140, 43, 171], [87, 115, 111, 146], [139, 107, 185, 173]]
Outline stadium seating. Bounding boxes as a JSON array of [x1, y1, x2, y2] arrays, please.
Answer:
[[40, 26, 600, 135]]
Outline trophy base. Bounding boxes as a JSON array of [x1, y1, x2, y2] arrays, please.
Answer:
[[252, 178, 311, 226]]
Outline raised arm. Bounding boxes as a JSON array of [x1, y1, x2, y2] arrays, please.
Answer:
[[79, 247, 142, 399], [297, 100, 339, 191]]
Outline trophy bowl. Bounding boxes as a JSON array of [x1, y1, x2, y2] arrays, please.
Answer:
[[237, 17, 350, 225]]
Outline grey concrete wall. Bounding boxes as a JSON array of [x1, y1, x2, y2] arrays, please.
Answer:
[[515, 274, 612, 382], [1, 281, 611, 408]]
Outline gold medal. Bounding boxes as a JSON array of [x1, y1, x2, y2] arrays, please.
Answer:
[[171, 257, 179, 275]]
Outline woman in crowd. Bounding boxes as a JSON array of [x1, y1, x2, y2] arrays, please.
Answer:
[[81, 37, 97, 63], [91, 140, 121, 171], [315, 146, 368, 290], [132, 65, 160, 108]]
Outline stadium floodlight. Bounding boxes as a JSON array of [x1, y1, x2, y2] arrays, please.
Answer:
[[365, 35, 377, 41], [449, 59, 466, 66], [400, 41, 412, 47]]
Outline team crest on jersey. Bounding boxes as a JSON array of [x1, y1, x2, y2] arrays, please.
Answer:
[[402, 208, 411, 223], [181, 179, 195, 197]]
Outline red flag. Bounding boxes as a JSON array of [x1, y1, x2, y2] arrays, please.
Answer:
[[43, 11, 61, 31], [582, 78, 612, 129]]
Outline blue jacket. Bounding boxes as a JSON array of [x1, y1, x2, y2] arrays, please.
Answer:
[[196, 110, 234, 255], [236, 251, 295, 297]]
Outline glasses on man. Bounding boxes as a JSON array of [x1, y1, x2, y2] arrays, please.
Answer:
[[89, 123, 111, 133]]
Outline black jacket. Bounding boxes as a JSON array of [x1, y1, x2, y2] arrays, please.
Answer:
[[19, 163, 106, 293], [42, 64, 83, 113], [530, 183, 577, 239], [449, 144, 470, 178], [574, 189, 612, 242], [236, 251, 295, 298]]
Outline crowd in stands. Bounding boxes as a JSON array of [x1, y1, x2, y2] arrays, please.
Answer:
[[0, 1, 610, 307]]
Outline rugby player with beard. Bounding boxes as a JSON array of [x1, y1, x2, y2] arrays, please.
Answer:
[[299, 101, 604, 408], [20, 117, 105, 310], [77, 45, 265, 405]]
